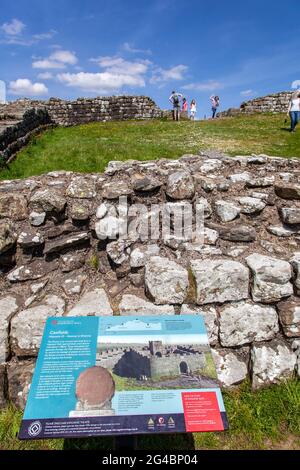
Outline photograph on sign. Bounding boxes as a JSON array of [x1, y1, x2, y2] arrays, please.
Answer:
[[19, 315, 228, 439]]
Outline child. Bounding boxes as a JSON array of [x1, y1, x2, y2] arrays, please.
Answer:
[[190, 99, 197, 120]]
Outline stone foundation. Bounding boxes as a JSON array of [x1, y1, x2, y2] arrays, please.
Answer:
[[0, 150, 300, 408], [219, 91, 293, 116]]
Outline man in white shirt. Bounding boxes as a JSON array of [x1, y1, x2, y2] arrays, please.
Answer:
[[287, 91, 300, 132], [169, 91, 183, 121]]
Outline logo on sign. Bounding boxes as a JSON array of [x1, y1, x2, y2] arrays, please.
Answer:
[[158, 417, 164, 425], [28, 421, 42, 437]]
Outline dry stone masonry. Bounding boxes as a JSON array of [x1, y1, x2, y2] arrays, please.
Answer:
[[0, 96, 162, 164], [0, 150, 300, 409], [219, 91, 293, 117]]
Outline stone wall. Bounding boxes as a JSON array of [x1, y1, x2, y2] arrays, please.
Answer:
[[0, 96, 162, 164], [0, 150, 300, 409], [219, 91, 293, 117], [0, 108, 52, 164]]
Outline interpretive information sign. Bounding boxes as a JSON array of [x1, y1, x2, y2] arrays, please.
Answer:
[[19, 315, 228, 439]]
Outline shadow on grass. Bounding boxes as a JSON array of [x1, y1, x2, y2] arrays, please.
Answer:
[[63, 433, 195, 450]]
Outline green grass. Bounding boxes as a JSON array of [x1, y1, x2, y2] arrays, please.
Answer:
[[1, 379, 299, 450], [1, 114, 299, 180]]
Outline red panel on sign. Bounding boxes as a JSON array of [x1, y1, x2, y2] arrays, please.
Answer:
[[181, 391, 224, 432]]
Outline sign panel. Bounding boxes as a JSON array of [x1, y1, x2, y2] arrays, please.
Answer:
[[19, 315, 228, 439]]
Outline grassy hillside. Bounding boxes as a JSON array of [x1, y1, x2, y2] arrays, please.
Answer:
[[1, 114, 299, 180], [1, 379, 299, 450]]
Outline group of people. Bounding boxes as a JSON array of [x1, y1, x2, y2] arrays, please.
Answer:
[[169, 91, 220, 121]]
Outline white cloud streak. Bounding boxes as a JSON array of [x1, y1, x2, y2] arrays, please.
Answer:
[[183, 80, 223, 91], [9, 78, 48, 96], [150, 65, 188, 84], [1, 19, 25, 36], [33, 50, 78, 69]]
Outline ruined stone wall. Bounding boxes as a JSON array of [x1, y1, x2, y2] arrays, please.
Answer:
[[0, 108, 52, 164], [219, 91, 293, 117], [0, 96, 162, 164], [150, 353, 205, 379], [0, 151, 300, 409]]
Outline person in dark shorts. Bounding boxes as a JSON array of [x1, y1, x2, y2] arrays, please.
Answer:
[[210, 95, 220, 119], [169, 91, 183, 121]]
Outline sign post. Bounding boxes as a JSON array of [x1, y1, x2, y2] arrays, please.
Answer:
[[19, 315, 228, 443]]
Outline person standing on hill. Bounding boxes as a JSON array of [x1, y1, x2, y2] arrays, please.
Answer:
[[190, 99, 197, 120], [210, 95, 220, 119], [169, 91, 183, 121], [182, 97, 188, 113], [287, 91, 300, 132]]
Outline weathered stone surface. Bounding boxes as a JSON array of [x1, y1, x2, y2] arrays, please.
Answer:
[[17, 230, 44, 248], [0, 295, 20, 363], [229, 172, 251, 183], [212, 349, 248, 387], [246, 254, 293, 303], [95, 216, 119, 239], [291, 253, 300, 293], [106, 239, 133, 265], [238, 197, 266, 214], [191, 259, 249, 305], [0, 194, 27, 221], [219, 301, 278, 347], [279, 208, 300, 225], [267, 225, 298, 237], [145, 256, 189, 304], [215, 201, 240, 222], [7, 359, 35, 409], [119, 294, 175, 315], [29, 189, 66, 213], [275, 184, 300, 200], [0, 365, 6, 407], [76, 366, 115, 406], [11, 295, 65, 356], [29, 211, 46, 226], [180, 304, 218, 345], [132, 174, 162, 192], [96, 203, 108, 219], [277, 297, 300, 337], [130, 244, 160, 268], [166, 171, 195, 200], [208, 223, 256, 242], [62, 273, 87, 295], [69, 201, 91, 220], [7, 259, 58, 282], [0, 221, 17, 254], [200, 159, 222, 173], [102, 181, 132, 199], [246, 176, 274, 188], [66, 176, 96, 199], [196, 197, 212, 219], [61, 252, 86, 272], [44, 232, 90, 255], [67, 288, 113, 316], [251, 340, 297, 389]]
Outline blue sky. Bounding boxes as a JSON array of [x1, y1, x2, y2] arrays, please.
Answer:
[[1, 0, 300, 116]]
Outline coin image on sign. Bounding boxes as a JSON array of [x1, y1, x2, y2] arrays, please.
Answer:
[[69, 366, 116, 417]]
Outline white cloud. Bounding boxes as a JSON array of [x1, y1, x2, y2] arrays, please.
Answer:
[[183, 80, 223, 91], [33, 59, 66, 69], [57, 71, 145, 94], [32, 50, 78, 69], [50, 49, 78, 65], [291, 80, 300, 89], [122, 42, 152, 55], [91, 56, 151, 76], [150, 65, 188, 84], [33, 30, 57, 41], [1, 18, 25, 36], [37, 72, 53, 80], [240, 89, 256, 97], [9, 79, 48, 96]]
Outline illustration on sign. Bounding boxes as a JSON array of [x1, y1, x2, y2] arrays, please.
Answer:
[[19, 315, 228, 439]]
